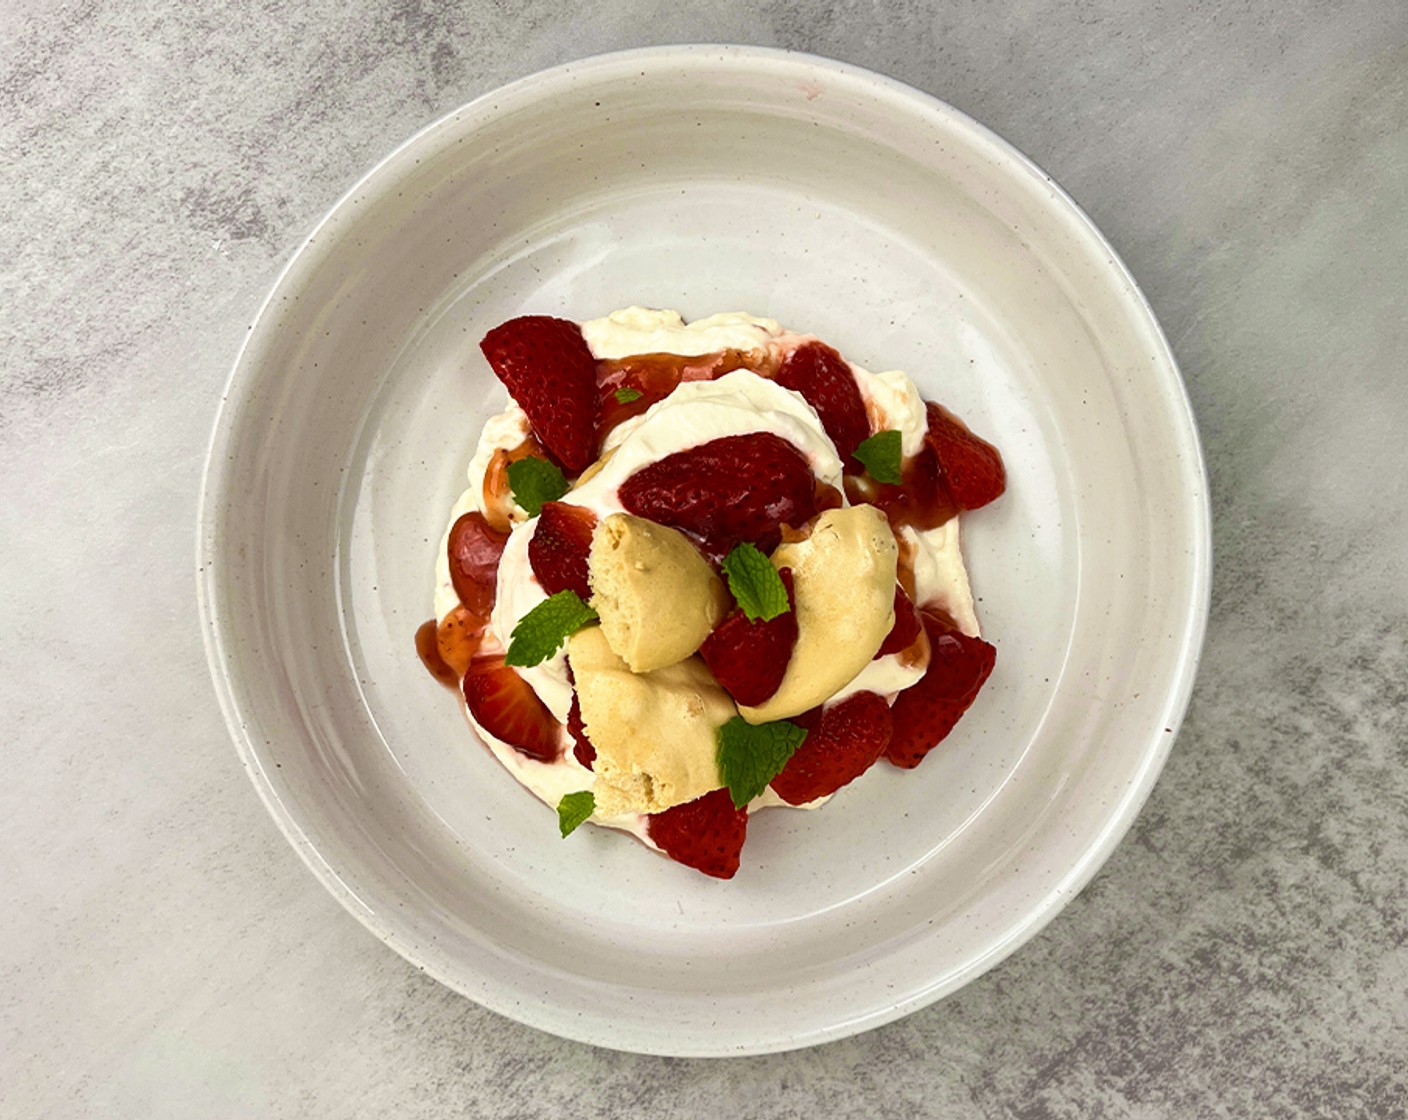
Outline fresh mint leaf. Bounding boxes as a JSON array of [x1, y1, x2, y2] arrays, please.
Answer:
[[507, 456, 568, 517], [504, 591, 598, 668], [853, 429, 903, 484], [613, 387, 643, 404], [720, 542, 790, 621], [716, 716, 808, 808], [557, 790, 595, 837]]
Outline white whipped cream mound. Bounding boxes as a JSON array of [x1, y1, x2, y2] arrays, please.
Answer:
[[463, 710, 656, 845], [903, 520, 980, 637], [857, 368, 928, 458], [569, 371, 846, 513], [433, 402, 531, 623], [489, 517, 576, 723], [582, 306, 784, 359], [465, 399, 531, 516], [437, 306, 986, 834]]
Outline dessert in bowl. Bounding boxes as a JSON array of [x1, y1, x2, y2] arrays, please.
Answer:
[[198, 47, 1208, 1054], [420, 307, 1007, 878]]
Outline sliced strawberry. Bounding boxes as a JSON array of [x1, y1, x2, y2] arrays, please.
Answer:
[[618, 432, 817, 555], [448, 512, 510, 619], [566, 688, 595, 770], [885, 613, 996, 769], [876, 584, 921, 658], [646, 787, 749, 879], [770, 691, 893, 805], [563, 661, 594, 768], [775, 341, 871, 462], [924, 401, 1006, 510], [528, 501, 596, 599], [480, 316, 598, 475], [462, 655, 562, 763], [698, 569, 798, 706]]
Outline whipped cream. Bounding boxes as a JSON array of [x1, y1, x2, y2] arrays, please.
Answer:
[[465, 399, 531, 516], [903, 520, 980, 637], [463, 704, 656, 845], [582, 306, 784, 359], [438, 307, 986, 834], [489, 518, 575, 723], [569, 371, 846, 515], [856, 367, 928, 458], [432, 402, 531, 623], [830, 652, 927, 704]]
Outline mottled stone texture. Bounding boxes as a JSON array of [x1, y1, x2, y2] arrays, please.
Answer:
[[3, 1, 1406, 1116]]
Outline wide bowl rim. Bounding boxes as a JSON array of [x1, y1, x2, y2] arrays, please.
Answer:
[[196, 43, 1211, 1057]]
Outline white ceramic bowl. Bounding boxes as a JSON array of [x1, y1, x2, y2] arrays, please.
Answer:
[[198, 45, 1209, 1056]]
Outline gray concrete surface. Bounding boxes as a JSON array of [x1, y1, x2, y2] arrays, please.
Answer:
[[3, 1, 1406, 1116]]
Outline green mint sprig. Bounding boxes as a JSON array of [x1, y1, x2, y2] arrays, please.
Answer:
[[853, 429, 902, 484], [716, 716, 809, 808], [720, 543, 791, 622], [613, 387, 644, 404], [507, 456, 569, 517], [557, 790, 595, 837], [504, 591, 598, 667]]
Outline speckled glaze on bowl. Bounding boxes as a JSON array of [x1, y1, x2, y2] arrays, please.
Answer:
[[197, 45, 1210, 1056]]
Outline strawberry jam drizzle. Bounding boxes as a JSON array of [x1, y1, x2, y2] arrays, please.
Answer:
[[415, 619, 458, 687], [593, 348, 778, 451], [481, 435, 549, 533], [844, 448, 959, 533], [415, 607, 487, 689]]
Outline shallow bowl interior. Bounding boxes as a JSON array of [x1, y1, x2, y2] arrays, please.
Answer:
[[199, 45, 1209, 1056]]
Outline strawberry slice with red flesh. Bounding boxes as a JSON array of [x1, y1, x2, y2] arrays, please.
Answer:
[[618, 432, 817, 556], [924, 402, 1006, 510], [876, 584, 922, 658], [528, 501, 597, 599], [646, 787, 749, 880], [775, 340, 872, 463], [698, 569, 798, 706], [567, 691, 595, 769], [462, 655, 562, 763], [885, 613, 996, 769], [448, 512, 510, 620], [770, 690, 893, 805], [564, 662, 595, 769], [480, 316, 598, 475]]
